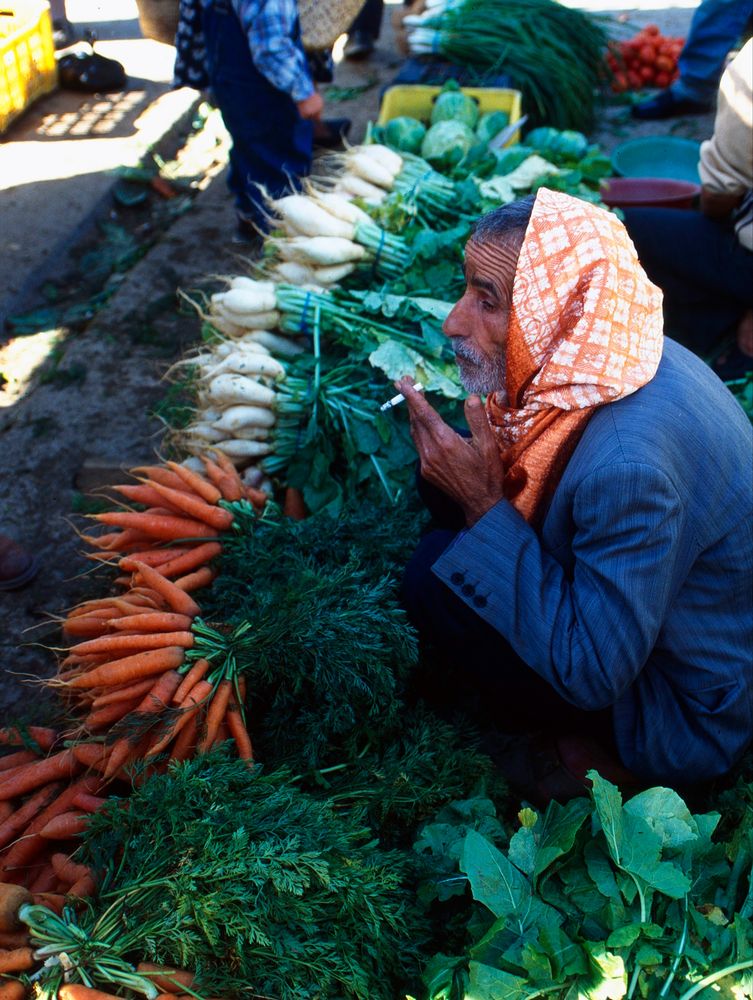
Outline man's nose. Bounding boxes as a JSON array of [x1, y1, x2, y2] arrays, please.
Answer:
[[442, 296, 468, 339]]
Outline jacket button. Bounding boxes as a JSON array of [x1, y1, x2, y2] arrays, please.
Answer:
[[472, 594, 487, 608], [461, 583, 475, 596], [450, 572, 464, 585]]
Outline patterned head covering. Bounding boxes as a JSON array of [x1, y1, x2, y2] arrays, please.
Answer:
[[485, 188, 664, 525]]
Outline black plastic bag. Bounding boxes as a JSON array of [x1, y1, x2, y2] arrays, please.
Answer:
[[58, 48, 127, 92]]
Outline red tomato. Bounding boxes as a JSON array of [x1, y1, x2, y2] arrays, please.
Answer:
[[644, 23, 660, 36], [612, 73, 629, 93], [628, 70, 643, 89], [656, 54, 674, 73], [655, 71, 670, 88], [640, 64, 655, 82], [639, 43, 657, 63]]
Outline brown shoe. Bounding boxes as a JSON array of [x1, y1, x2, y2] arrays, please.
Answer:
[[0, 534, 40, 591]]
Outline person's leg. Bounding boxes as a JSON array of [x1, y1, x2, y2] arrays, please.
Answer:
[[674, 0, 752, 104], [344, 0, 384, 59], [623, 206, 753, 355], [203, 1, 313, 231]]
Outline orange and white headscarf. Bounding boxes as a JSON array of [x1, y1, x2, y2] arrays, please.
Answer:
[[486, 188, 664, 526]]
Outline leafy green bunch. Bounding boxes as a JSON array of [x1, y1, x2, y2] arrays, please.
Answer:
[[79, 751, 429, 1000], [422, 774, 753, 999]]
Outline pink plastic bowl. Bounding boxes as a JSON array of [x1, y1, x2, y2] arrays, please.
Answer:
[[601, 176, 701, 209]]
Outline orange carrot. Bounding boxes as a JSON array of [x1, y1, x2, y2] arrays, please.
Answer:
[[104, 670, 182, 779], [0, 809, 10, 828], [68, 632, 195, 658], [1, 777, 101, 874], [90, 677, 158, 708], [198, 679, 233, 753], [169, 713, 198, 762], [243, 485, 269, 510], [0, 931, 29, 948], [128, 562, 201, 617], [0, 948, 33, 973], [50, 854, 91, 887], [32, 891, 64, 915], [108, 613, 193, 633], [0, 728, 57, 752], [0, 885, 32, 932], [154, 542, 222, 580], [0, 784, 61, 852], [119, 548, 191, 571], [131, 466, 193, 492], [0, 978, 26, 1000], [164, 460, 223, 504], [0, 752, 37, 774], [67, 872, 96, 898], [62, 647, 186, 690], [173, 567, 215, 593], [146, 680, 212, 757], [83, 697, 142, 732], [58, 985, 122, 1000], [226, 694, 253, 762], [40, 813, 89, 840], [71, 793, 107, 813], [172, 659, 210, 704], [62, 616, 115, 638], [0, 750, 80, 802], [283, 487, 307, 521], [138, 479, 233, 531], [70, 744, 110, 771], [112, 483, 174, 509], [91, 512, 218, 542], [216, 473, 243, 502], [29, 864, 57, 893], [136, 963, 194, 993]]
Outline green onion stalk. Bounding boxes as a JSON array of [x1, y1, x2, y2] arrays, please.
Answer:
[[19, 901, 165, 1000], [407, 0, 608, 132], [352, 219, 413, 280], [390, 153, 471, 227]]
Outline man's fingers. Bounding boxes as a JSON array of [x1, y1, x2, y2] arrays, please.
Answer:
[[464, 394, 500, 459]]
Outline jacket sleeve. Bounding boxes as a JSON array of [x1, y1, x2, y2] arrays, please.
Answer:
[[432, 461, 691, 710], [231, 0, 314, 102]]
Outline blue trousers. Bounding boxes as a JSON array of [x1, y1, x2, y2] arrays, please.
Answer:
[[673, 0, 752, 102], [623, 206, 753, 355], [202, 0, 313, 226]]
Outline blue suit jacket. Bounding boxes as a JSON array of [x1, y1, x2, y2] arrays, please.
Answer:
[[433, 339, 753, 783]]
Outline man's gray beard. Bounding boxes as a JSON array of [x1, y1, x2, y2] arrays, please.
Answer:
[[451, 338, 507, 396]]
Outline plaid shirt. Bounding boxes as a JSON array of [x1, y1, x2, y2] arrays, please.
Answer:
[[230, 0, 314, 102]]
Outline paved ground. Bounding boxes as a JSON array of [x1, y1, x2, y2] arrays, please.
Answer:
[[0, 2, 710, 721]]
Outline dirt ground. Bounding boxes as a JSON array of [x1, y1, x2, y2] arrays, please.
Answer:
[[0, 4, 710, 722]]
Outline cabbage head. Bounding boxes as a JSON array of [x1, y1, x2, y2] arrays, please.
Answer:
[[430, 90, 479, 129], [383, 116, 427, 155], [475, 110, 510, 146], [421, 120, 476, 170]]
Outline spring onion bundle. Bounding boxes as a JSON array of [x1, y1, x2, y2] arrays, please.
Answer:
[[405, 0, 608, 131]]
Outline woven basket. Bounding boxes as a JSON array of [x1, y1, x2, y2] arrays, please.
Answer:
[[299, 0, 367, 50], [135, 0, 179, 45]]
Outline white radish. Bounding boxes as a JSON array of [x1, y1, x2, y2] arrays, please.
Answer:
[[206, 373, 277, 407], [181, 456, 207, 474], [358, 144, 403, 176], [203, 352, 286, 382], [183, 422, 227, 444], [312, 192, 371, 225], [213, 306, 281, 330], [212, 404, 277, 432], [213, 439, 273, 459], [210, 315, 249, 338], [247, 330, 306, 356], [213, 282, 277, 316], [273, 195, 354, 240], [312, 262, 357, 284], [334, 174, 388, 203], [242, 466, 265, 488], [274, 236, 366, 267], [228, 275, 262, 291], [271, 261, 319, 285], [231, 425, 271, 442], [347, 150, 397, 189]]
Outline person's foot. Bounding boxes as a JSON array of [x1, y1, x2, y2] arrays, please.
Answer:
[[344, 30, 375, 60], [632, 88, 713, 120], [0, 535, 40, 591], [313, 117, 352, 149]]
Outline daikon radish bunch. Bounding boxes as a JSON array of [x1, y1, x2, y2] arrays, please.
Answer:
[[265, 191, 412, 282]]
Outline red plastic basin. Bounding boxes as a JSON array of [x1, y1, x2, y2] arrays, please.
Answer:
[[601, 176, 701, 209]]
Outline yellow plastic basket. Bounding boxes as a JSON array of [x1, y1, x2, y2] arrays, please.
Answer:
[[0, 1, 57, 135], [377, 85, 523, 145]]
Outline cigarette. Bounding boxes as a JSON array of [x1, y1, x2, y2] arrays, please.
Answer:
[[379, 382, 424, 411]]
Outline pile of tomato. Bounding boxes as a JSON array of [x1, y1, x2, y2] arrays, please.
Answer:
[[606, 24, 684, 93]]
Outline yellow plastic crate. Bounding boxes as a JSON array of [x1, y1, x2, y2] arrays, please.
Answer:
[[0, 1, 57, 134], [377, 85, 523, 146]]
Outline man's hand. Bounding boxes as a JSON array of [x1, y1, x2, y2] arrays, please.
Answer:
[[398, 376, 505, 526], [297, 91, 324, 121]]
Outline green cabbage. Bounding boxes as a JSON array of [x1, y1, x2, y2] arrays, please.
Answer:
[[525, 127, 589, 163], [383, 115, 427, 155], [430, 90, 480, 129], [420, 120, 476, 170], [491, 145, 533, 175], [475, 110, 510, 146]]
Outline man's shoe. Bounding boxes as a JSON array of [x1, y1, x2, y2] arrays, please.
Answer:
[[632, 88, 713, 120], [344, 30, 375, 60], [0, 535, 39, 591], [313, 117, 351, 149]]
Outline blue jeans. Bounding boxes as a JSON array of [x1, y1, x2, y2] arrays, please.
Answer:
[[202, 0, 313, 226], [673, 0, 752, 102]]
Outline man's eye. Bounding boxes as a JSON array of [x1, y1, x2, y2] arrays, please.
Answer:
[[481, 300, 495, 312]]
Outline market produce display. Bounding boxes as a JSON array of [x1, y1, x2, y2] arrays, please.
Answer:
[[402, 0, 608, 131], [607, 24, 683, 93]]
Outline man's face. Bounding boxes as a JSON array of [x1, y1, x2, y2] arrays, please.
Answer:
[[442, 236, 521, 394]]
